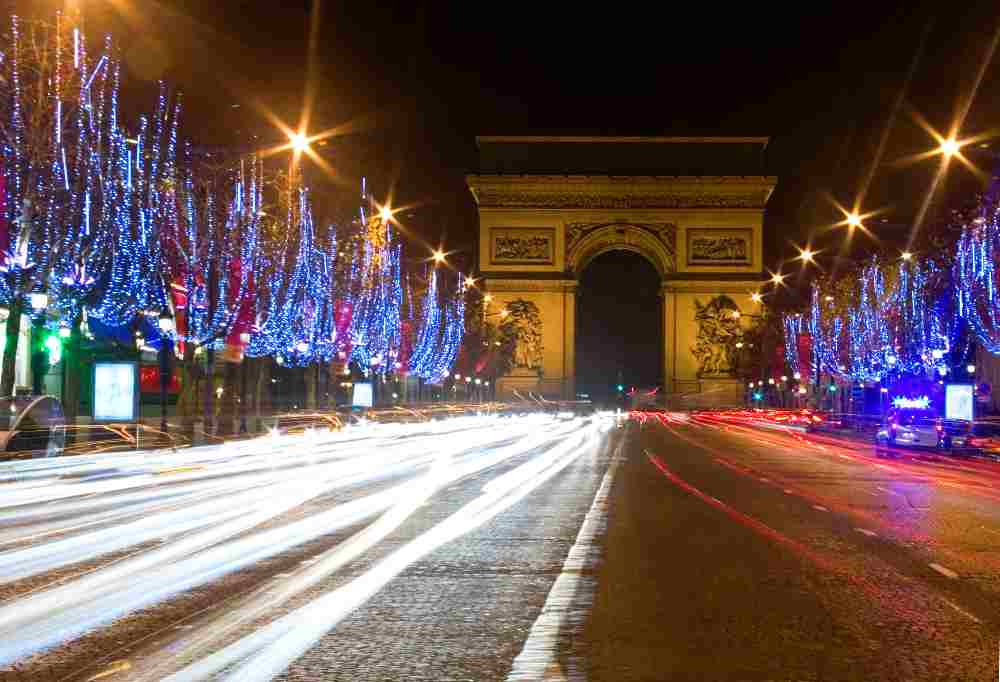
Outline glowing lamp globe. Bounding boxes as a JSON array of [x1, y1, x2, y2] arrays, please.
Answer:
[[29, 292, 48, 311]]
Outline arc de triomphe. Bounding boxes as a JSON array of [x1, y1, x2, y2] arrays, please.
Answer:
[[467, 137, 776, 406]]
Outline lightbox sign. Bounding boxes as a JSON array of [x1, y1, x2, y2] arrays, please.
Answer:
[[891, 396, 930, 409], [93, 361, 139, 422], [352, 382, 373, 408], [945, 384, 974, 422]]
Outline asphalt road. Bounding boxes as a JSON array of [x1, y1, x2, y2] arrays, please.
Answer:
[[1, 411, 998, 681], [586, 412, 1000, 681]]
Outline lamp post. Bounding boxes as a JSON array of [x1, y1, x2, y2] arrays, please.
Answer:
[[157, 312, 174, 433]]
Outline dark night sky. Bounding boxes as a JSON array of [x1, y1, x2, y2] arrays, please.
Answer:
[[10, 0, 1000, 389]]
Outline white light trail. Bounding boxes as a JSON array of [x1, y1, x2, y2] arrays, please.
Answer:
[[0, 414, 597, 668], [162, 420, 601, 682]]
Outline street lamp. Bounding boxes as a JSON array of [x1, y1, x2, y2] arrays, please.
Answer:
[[901, 251, 913, 261], [750, 292, 762, 304], [432, 249, 446, 264], [157, 315, 174, 433], [967, 364, 976, 374], [939, 137, 961, 158], [770, 272, 785, 286], [289, 132, 310, 153], [158, 311, 174, 333], [846, 212, 862, 229]]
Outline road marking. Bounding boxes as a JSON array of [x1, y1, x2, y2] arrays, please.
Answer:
[[942, 598, 981, 624], [506, 455, 618, 681], [272, 573, 292, 578], [929, 563, 959, 579], [783, 489, 793, 494], [813, 505, 829, 512], [854, 528, 877, 537], [876, 486, 903, 497], [759, 477, 770, 482]]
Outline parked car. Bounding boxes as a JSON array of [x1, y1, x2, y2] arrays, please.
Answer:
[[941, 420, 1000, 458], [874, 407, 942, 453]]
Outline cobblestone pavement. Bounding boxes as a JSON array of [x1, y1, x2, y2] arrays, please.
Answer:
[[3, 411, 1000, 681], [0, 413, 617, 681]]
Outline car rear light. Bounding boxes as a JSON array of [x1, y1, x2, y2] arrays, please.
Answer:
[[966, 437, 978, 448], [936, 424, 943, 433]]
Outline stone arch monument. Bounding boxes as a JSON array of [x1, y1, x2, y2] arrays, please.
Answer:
[[467, 137, 776, 406]]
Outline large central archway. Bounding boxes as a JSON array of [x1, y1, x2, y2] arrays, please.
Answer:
[[575, 250, 663, 404]]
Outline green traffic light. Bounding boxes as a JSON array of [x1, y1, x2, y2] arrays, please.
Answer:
[[829, 385, 837, 392], [616, 384, 624, 392]]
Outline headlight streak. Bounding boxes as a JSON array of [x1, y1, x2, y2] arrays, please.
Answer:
[[0, 415, 569, 666], [108, 420, 588, 681], [161, 419, 600, 682]]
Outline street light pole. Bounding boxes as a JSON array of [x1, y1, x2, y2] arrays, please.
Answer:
[[157, 312, 174, 434]]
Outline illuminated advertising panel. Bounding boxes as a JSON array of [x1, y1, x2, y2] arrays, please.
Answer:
[[352, 382, 373, 408], [93, 362, 139, 422], [945, 384, 974, 422]]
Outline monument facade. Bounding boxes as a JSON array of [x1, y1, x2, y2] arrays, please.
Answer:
[[467, 137, 776, 406]]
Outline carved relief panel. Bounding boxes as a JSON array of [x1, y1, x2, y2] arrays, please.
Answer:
[[490, 228, 555, 265], [686, 228, 753, 267]]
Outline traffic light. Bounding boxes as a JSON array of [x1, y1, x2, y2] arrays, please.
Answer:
[[617, 384, 624, 392], [828, 384, 837, 393]]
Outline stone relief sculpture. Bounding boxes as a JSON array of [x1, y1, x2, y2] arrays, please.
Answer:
[[491, 228, 554, 263], [502, 299, 544, 370], [686, 228, 752, 266], [690, 237, 747, 261], [691, 295, 742, 377], [494, 235, 550, 261]]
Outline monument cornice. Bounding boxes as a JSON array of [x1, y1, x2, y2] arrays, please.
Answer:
[[466, 175, 777, 210], [481, 278, 578, 293], [661, 279, 765, 294]]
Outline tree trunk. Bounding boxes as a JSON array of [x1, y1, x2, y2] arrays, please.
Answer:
[[304, 363, 317, 410], [1, 299, 23, 397], [176, 343, 199, 439], [203, 346, 215, 435], [253, 357, 271, 432], [61, 315, 83, 442], [217, 360, 238, 436]]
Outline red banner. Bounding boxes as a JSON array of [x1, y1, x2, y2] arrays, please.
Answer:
[[140, 366, 181, 394], [797, 333, 813, 381]]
